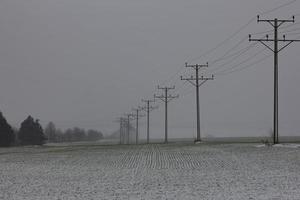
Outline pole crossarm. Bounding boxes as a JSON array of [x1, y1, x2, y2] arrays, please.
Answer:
[[124, 113, 135, 121], [140, 105, 158, 112], [257, 15, 295, 27], [249, 15, 300, 144], [185, 62, 208, 69], [154, 94, 179, 103], [154, 86, 179, 103], [249, 35, 300, 52], [141, 99, 155, 107], [132, 107, 145, 117], [181, 78, 197, 87], [181, 75, 214, 85]]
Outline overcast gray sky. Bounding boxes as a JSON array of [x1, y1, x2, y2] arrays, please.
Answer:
[[1, 0, 300, 138]]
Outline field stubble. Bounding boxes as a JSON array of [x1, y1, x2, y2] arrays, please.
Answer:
[[0, 143, 300, 199]]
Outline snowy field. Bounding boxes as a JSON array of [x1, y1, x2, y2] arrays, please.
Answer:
[[0, 142, 300, 200]]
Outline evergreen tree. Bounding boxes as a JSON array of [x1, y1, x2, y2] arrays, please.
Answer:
[[0, 112, 15, 147], [18, 116, 46, 145]]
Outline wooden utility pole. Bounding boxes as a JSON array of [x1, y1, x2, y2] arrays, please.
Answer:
[[141, 99, 157, 144], [181, 63, 214, 142], [132, 107, 145, 144], [154, 86, 178, 143], [249, 15, 300, 144]]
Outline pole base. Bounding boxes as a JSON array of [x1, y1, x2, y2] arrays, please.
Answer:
[[194, 140, 203, 144]]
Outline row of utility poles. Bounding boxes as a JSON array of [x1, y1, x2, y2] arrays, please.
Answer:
[[117, 99, 156, 145], [118, 66, 214, 145], [117, 15, 299, 145]]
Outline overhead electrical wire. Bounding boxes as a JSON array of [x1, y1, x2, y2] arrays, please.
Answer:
[[157, 0, 298, 88], [216, 54, 272, 76], [119, 0, 299, 123], [214, 47, 268, 75], [207, 42, 260, 74]]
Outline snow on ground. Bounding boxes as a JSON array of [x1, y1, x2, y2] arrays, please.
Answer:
[[255, 143, 300, 148], [273, 144, 300, 148], [0, 143, 300, 200]]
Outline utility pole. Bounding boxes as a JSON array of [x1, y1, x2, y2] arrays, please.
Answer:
[[249, 15, 300, 144], [119, 117, 123, 144], [121, 117, 127, 144], [154, 86, 179, 144], [181, 63, 214, 142], [141, 99, 157, 144], [115, 117, 125, 144], [132, 107, 145, 144], [124, 113, 134, 144]]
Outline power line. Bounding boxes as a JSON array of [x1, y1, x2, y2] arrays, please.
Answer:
[[216, 53, 272, 76], [288, 32, 300, 35], [170, 80, 189, 95], [208, 36, 248, 65], [208, 42, 261, 74], [279, 21, 300, 30], [214, 46, 267, 75], [258, 0, 297, 16], [113, 0, 299, 140], [279, 26, 300, 34], [155, 0, 297, 90], [189, 18, 255, 63]]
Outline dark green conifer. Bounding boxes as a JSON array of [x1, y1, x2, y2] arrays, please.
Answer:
[[0, 112, 15, 147]]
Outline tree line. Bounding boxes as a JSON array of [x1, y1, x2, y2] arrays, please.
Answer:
[[44, 121, 103, 143], [0, 111, 103, 147]]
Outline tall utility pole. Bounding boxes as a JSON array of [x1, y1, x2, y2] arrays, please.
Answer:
[[141, 99, 157, 144], [124, 113, 134, 144], [119, 117, 124, 144], [115, 117, 126, 144], [132, 107, 144, 144], [181, 63, 214, 142], [249, 15, 300, 144], [154, 86, 179, 144]]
